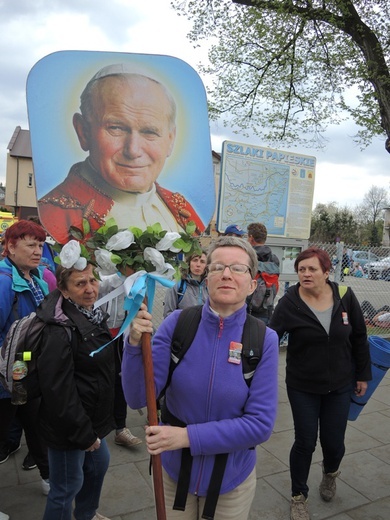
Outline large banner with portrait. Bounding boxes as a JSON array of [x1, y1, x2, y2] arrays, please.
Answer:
[[27, 51, 215, 244]]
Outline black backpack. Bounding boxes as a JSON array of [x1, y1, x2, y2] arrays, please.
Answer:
[[161, 304, 266, 399], [0, 312, 72, 405], [247, 259, 280, 315]]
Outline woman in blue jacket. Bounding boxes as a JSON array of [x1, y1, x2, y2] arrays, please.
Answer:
[[0, 220, 56, 494], [122, 237, 279, 519]]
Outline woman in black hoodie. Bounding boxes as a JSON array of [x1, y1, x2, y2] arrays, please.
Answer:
[[37, 262, 115, 520], [270, 247, 371, 520]]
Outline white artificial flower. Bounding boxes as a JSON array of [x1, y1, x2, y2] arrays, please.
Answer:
[[73, 257, 88, 271], [144, 247, 166, 271], [144, 247, 175, 277], [161, 262, 176, 279], [156, 232, 181, 253], [59, 240, 81, 269], [95, 248, 118, 275], [106, 230, 135, 251]]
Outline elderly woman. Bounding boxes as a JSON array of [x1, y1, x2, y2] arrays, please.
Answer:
[[35, 261, 115, 520], [0, 220, 56, 493], [163, 249, 208, 318], [122, 237, 279, 520], [270, 247, 371, 520]]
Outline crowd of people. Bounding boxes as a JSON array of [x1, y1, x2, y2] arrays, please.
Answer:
[[0, 219, 374, 520]]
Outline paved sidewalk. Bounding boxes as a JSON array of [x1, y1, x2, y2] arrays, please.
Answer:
[[1, 349, 390, 519]]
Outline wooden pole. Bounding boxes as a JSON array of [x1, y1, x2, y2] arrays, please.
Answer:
[[141, 330, 166, 520]]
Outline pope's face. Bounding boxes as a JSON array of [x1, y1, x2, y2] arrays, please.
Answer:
[[75, 76, 176, 193]]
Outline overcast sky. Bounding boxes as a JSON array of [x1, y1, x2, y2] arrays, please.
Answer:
[[0, 0, 388, 209]]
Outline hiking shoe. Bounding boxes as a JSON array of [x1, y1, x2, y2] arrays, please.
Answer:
[[114, 428, 142, 448], [92, 514, 111, 520], [41, 478, 50, 496], [0, 443, 21, 464], [290, 494, 309, 520], [319, 467, 340, 502], [22, 452, 37, 470]]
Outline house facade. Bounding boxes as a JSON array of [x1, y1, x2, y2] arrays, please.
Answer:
[[5, 126, 39, 220]]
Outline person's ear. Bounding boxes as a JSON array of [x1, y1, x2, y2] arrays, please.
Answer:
[[73, 113, 91, 152], [59, 288, 70, 300], [8, 242, 15, 256], [166, 125, 176, 157], [247, 278, 257, 296]]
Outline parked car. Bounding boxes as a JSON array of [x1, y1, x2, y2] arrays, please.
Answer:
[[363, 256, 390, 280], [351, 250, 380, 267]]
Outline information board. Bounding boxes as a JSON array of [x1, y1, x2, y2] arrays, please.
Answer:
[[217, 140, 316, 239]]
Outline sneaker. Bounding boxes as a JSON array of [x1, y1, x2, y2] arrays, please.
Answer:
[[319, 467, 340, 502], [0, 443, 21, 464], [22, 452, 37, 470], [114, 428, 142, 448], [290, 494, 309, 520], [92, 514, 111, 520], [0, 511, 10, 520], [41, 478, 50, 496]]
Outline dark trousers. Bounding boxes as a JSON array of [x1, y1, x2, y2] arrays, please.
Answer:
[[287, 384, 352, 498], [0, 397, 49, 479], [113, 337, 128, 430]]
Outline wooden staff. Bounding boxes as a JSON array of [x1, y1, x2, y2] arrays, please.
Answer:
[[141, 330, 166, 520]]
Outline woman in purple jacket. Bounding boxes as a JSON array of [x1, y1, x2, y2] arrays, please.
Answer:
[[122, 237, 279, 519]]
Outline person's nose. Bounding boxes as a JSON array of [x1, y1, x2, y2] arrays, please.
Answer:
[[122, 132, 142, 159], [221, 266, 233, 278]]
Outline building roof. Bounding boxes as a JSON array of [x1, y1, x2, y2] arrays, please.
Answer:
[[7, 126, 32, 158]]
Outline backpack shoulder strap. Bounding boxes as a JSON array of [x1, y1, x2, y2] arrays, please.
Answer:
[[338, 285, 348, 299], [170, 305, 203, 366], [177, 279, 187, 304], [159, 305, 203, 400], [241, 314, 266, 386]]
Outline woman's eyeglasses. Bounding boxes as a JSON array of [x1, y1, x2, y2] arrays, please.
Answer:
[[208, 263, 252, 276]]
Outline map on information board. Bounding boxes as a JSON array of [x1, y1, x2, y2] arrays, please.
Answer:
[[217, 141, 316, 239]]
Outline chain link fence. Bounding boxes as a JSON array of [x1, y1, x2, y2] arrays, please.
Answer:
[[151, 239, 390, 338]]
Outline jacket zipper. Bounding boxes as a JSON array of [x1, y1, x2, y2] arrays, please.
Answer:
[[194, 315, 224, 496]]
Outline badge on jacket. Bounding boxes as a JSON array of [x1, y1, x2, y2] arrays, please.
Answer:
[[228, 342, 243, 364]]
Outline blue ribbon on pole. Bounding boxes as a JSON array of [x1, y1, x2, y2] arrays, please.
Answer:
[[90, 272, 175, 357]]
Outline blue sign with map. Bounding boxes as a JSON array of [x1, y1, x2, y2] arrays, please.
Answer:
[[217, 140, 316, 240]]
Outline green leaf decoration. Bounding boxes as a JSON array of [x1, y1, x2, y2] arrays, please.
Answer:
[[82, 219, 91, 236], [69, 226, 84, 240], [54, 218, 202, 276]]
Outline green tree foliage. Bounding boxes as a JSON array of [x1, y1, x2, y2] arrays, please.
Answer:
[[356, 185, 389, 245], [310, 185, 389, 244], [172, 0, 390, 151], [310, 202, 357, 242]]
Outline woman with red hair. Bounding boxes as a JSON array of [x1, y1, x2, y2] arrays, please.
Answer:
[[270, 247, 371, 520], [0, 220, 56, 495]]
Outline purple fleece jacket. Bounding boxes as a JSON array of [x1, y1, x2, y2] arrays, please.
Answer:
[[122, 300, 278, 496]]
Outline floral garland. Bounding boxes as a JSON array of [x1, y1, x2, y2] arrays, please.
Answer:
[[54, 218, 202, 279], [53, 218, 203, 355]]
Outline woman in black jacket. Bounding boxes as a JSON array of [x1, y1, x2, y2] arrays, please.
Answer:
[[270, 247, 371, 520], [37, 262, 115, 520]]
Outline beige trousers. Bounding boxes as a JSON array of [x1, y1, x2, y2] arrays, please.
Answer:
[[160, 466, 256, 520]]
